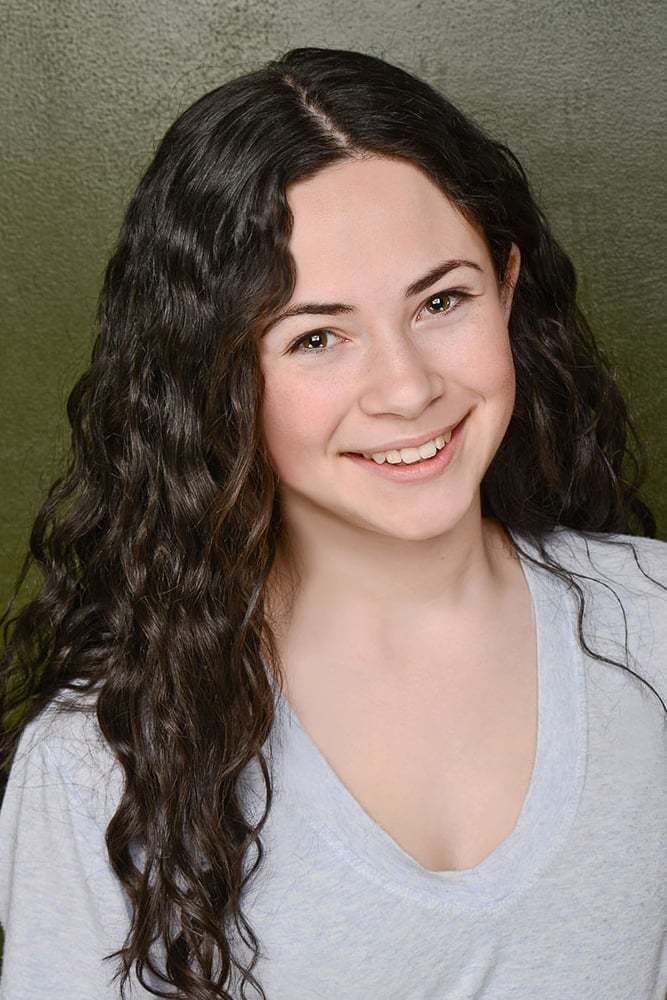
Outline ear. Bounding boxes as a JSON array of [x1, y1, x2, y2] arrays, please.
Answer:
[[501, 242, 521, 317]]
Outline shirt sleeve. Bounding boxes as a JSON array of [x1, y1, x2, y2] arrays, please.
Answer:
[[0, 705, 157, 1000]]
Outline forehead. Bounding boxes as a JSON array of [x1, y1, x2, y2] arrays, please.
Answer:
[[285, 156, 488, 291]]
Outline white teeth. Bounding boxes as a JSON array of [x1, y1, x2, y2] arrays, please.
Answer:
[[362, 430, 452, 464]]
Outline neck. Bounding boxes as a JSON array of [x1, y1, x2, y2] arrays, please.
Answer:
[[264, 499, 518, 649]]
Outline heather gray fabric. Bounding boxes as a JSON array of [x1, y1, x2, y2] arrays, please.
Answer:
[[1, 526, 666, 999]]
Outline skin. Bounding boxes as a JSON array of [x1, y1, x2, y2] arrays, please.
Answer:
[[258, 154, 523, 692]]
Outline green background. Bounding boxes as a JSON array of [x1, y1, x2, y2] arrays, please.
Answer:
[[2, 0, 666, 615], [0, 0, 665, 973]]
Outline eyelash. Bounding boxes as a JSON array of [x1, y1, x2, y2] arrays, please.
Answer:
[[285, 288, 471, 356]]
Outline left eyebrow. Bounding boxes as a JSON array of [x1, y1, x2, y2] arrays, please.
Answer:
[[259, 258, 484, 337]]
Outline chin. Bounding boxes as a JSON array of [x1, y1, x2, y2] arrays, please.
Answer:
[[364, 502, 475, 543]]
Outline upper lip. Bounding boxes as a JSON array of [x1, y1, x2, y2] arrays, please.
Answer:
[[347, 416, 465, 455]]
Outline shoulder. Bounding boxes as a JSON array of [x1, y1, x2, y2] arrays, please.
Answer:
[[544, 526, 666, 582], [0, 692, 157, 997], [5, 687, 123, 830], [535, 526, 667, 703], [539, 526, 667, 609]]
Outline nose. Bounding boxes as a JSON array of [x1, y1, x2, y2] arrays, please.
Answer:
[[357, 330, 444, 418]]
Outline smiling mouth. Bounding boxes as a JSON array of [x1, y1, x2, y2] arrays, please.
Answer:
[[338, 413, 467, 481], [344, 416, 466, 460]]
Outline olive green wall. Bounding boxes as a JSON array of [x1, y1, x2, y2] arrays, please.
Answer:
[[2, 0, 666, 614]]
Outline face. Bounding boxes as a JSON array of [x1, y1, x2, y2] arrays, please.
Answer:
[[258, 156, 520, 546]]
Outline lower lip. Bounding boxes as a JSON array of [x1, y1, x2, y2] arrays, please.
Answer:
[[342, 414, 468, 483]]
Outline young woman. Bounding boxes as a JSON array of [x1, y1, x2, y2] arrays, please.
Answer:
[[0, 46, 665, 1000]]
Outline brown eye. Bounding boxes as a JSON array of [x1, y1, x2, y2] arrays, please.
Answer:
[[286, 289, 470, 358], [423, 290, 460, 315], [287, 329, 339, 355]]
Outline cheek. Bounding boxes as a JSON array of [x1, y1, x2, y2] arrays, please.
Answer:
[[260, 369, 341, 472], [489, 346, 516, 407], [462, 322, 515, 405], [488, 340, 517, 432]]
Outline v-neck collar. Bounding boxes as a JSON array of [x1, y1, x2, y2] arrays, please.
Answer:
[[267, 529, 588, 911]]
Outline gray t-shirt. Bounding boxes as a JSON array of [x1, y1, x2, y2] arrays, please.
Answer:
[[1, 526, 666, 999]]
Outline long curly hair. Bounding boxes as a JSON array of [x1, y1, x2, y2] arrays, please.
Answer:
[[1, 46, 665, 999]]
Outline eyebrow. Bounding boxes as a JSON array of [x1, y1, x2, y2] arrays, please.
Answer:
[[260, 258, 484, 336]]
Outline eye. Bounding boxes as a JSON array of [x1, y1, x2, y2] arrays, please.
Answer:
[[416, 288, 467, 320], [286, 288, 469, 355], [286, 328, 340, 355]]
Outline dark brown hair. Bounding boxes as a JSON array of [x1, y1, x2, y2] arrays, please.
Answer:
[[1, 46, 664, 999]]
